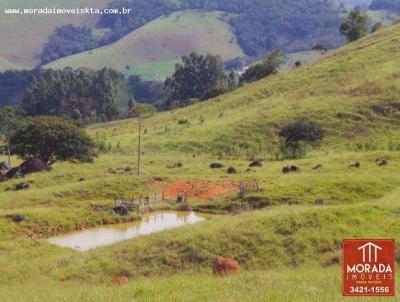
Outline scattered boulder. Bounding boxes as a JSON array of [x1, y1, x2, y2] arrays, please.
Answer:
[[79, 178, 86, 182], [0, 161, 11, 172], [213, 257, 240, 275], [315, 199, 325, 205], [19, 158, 48, 175], [5, 167, 21, 179], [227, 167, 237, 174], [348, 162, 360, 168], [0, 172, 6, 182], [113, 204, 129, 216], [378, 159, 388, 166], [282, 165, 300, 174], [15, 182, 30, 191], [5, 214, 25, 223], [210, 163, 224, 169], [249, 160, 262, 168], [167, 162, 183, 169], [312, 164, 323, 170], [1, 158, 48, 181]]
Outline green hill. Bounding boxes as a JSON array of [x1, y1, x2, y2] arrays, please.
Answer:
[[0, 0, 345, 76], [0, 0, 110, 70], [45, 10, 244, 80], [92, 25, 400, 157], [1, 25, 400, 302]]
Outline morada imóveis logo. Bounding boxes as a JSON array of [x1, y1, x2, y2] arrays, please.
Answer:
[[343, 239, 395, 296]]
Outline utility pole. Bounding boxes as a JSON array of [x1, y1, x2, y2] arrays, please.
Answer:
[[137, 112, 141, 177], [6, 137, 11, 167]]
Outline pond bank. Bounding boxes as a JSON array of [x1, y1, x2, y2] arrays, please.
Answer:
[[48, 211, 207, 251]]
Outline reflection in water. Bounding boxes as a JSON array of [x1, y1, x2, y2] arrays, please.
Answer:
[[48, 211, 205, 251]]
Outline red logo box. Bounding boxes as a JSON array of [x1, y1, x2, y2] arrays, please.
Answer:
[[343, 239, 395, 296]]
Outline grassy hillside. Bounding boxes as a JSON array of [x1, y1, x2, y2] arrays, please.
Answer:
[[0, 0, 109, 70], [1, 25, 400, 301], [90, 25, 400, 157], [0, 151, 400, 301], [45, 10, 244, 80]]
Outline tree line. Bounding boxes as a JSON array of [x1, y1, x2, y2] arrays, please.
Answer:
[[22, 68, 122, 123], [370, 0, 400, 14], [41, 0, 345, 66], [2, 7, 376, 121], [0, 9, 380, 169]]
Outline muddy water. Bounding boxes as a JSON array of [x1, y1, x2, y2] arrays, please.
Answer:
[[48, 211, 205, 251]]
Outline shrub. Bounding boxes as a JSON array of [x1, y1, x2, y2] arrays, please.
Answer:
[[279, 138, 307, 160], [178, 119, 189, 125], [312, 44, 329, 54], [340, 11, 369, 43], [279, 119, 325, 146], [278, 119, 324, 159], [10, 116, 96, 165], [239, 49, 284, 84], [129, 103, 156, 117], [201, 85, 229, 100]]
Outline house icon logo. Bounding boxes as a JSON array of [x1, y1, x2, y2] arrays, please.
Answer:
[[343, 239, 395, 296], [357, 242, 382, 263]]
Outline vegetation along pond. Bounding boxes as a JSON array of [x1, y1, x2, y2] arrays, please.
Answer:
[[48, 211, 206, 251]]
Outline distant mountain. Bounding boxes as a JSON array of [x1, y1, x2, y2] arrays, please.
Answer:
[[98, 0, 344, 57], [370, 0, 400, 14], [341, 0, 372, 6], [45, 10, 244, 81], [0, 0, 110, 71], [0, 0, 345, 77], [42, 0, 344, 80]]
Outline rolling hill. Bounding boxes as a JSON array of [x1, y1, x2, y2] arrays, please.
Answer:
[[0, 0, 345, 79], [45, 10, 244, 80], [1, 22, 400, 302], [1, 24, 400, 302], [91, 24, 400, 157], [0, 0, 110, 70]]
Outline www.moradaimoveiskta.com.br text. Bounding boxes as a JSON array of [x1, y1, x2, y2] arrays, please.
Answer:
[[3, 6, 133, 15]]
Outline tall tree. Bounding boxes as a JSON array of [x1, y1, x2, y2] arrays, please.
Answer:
[[10, 116, 96, 165], [340, 11, 369, 43], [22, 68, 122, 123], [163, 53, 229, 108], [228, 70, 238, 91], [0, 106, 24, 166]]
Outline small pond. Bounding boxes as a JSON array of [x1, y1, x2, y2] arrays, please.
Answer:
[[48, 211, 206, 251]]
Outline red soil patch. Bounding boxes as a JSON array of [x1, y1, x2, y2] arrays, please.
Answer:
[[162, 180, 239, 201], [213, 257, 240, 275]]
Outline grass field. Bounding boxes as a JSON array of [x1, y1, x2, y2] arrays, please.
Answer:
[[1, 25, 400, 301], [0, 0, 110, 71], [45, 10, 244, 80]]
